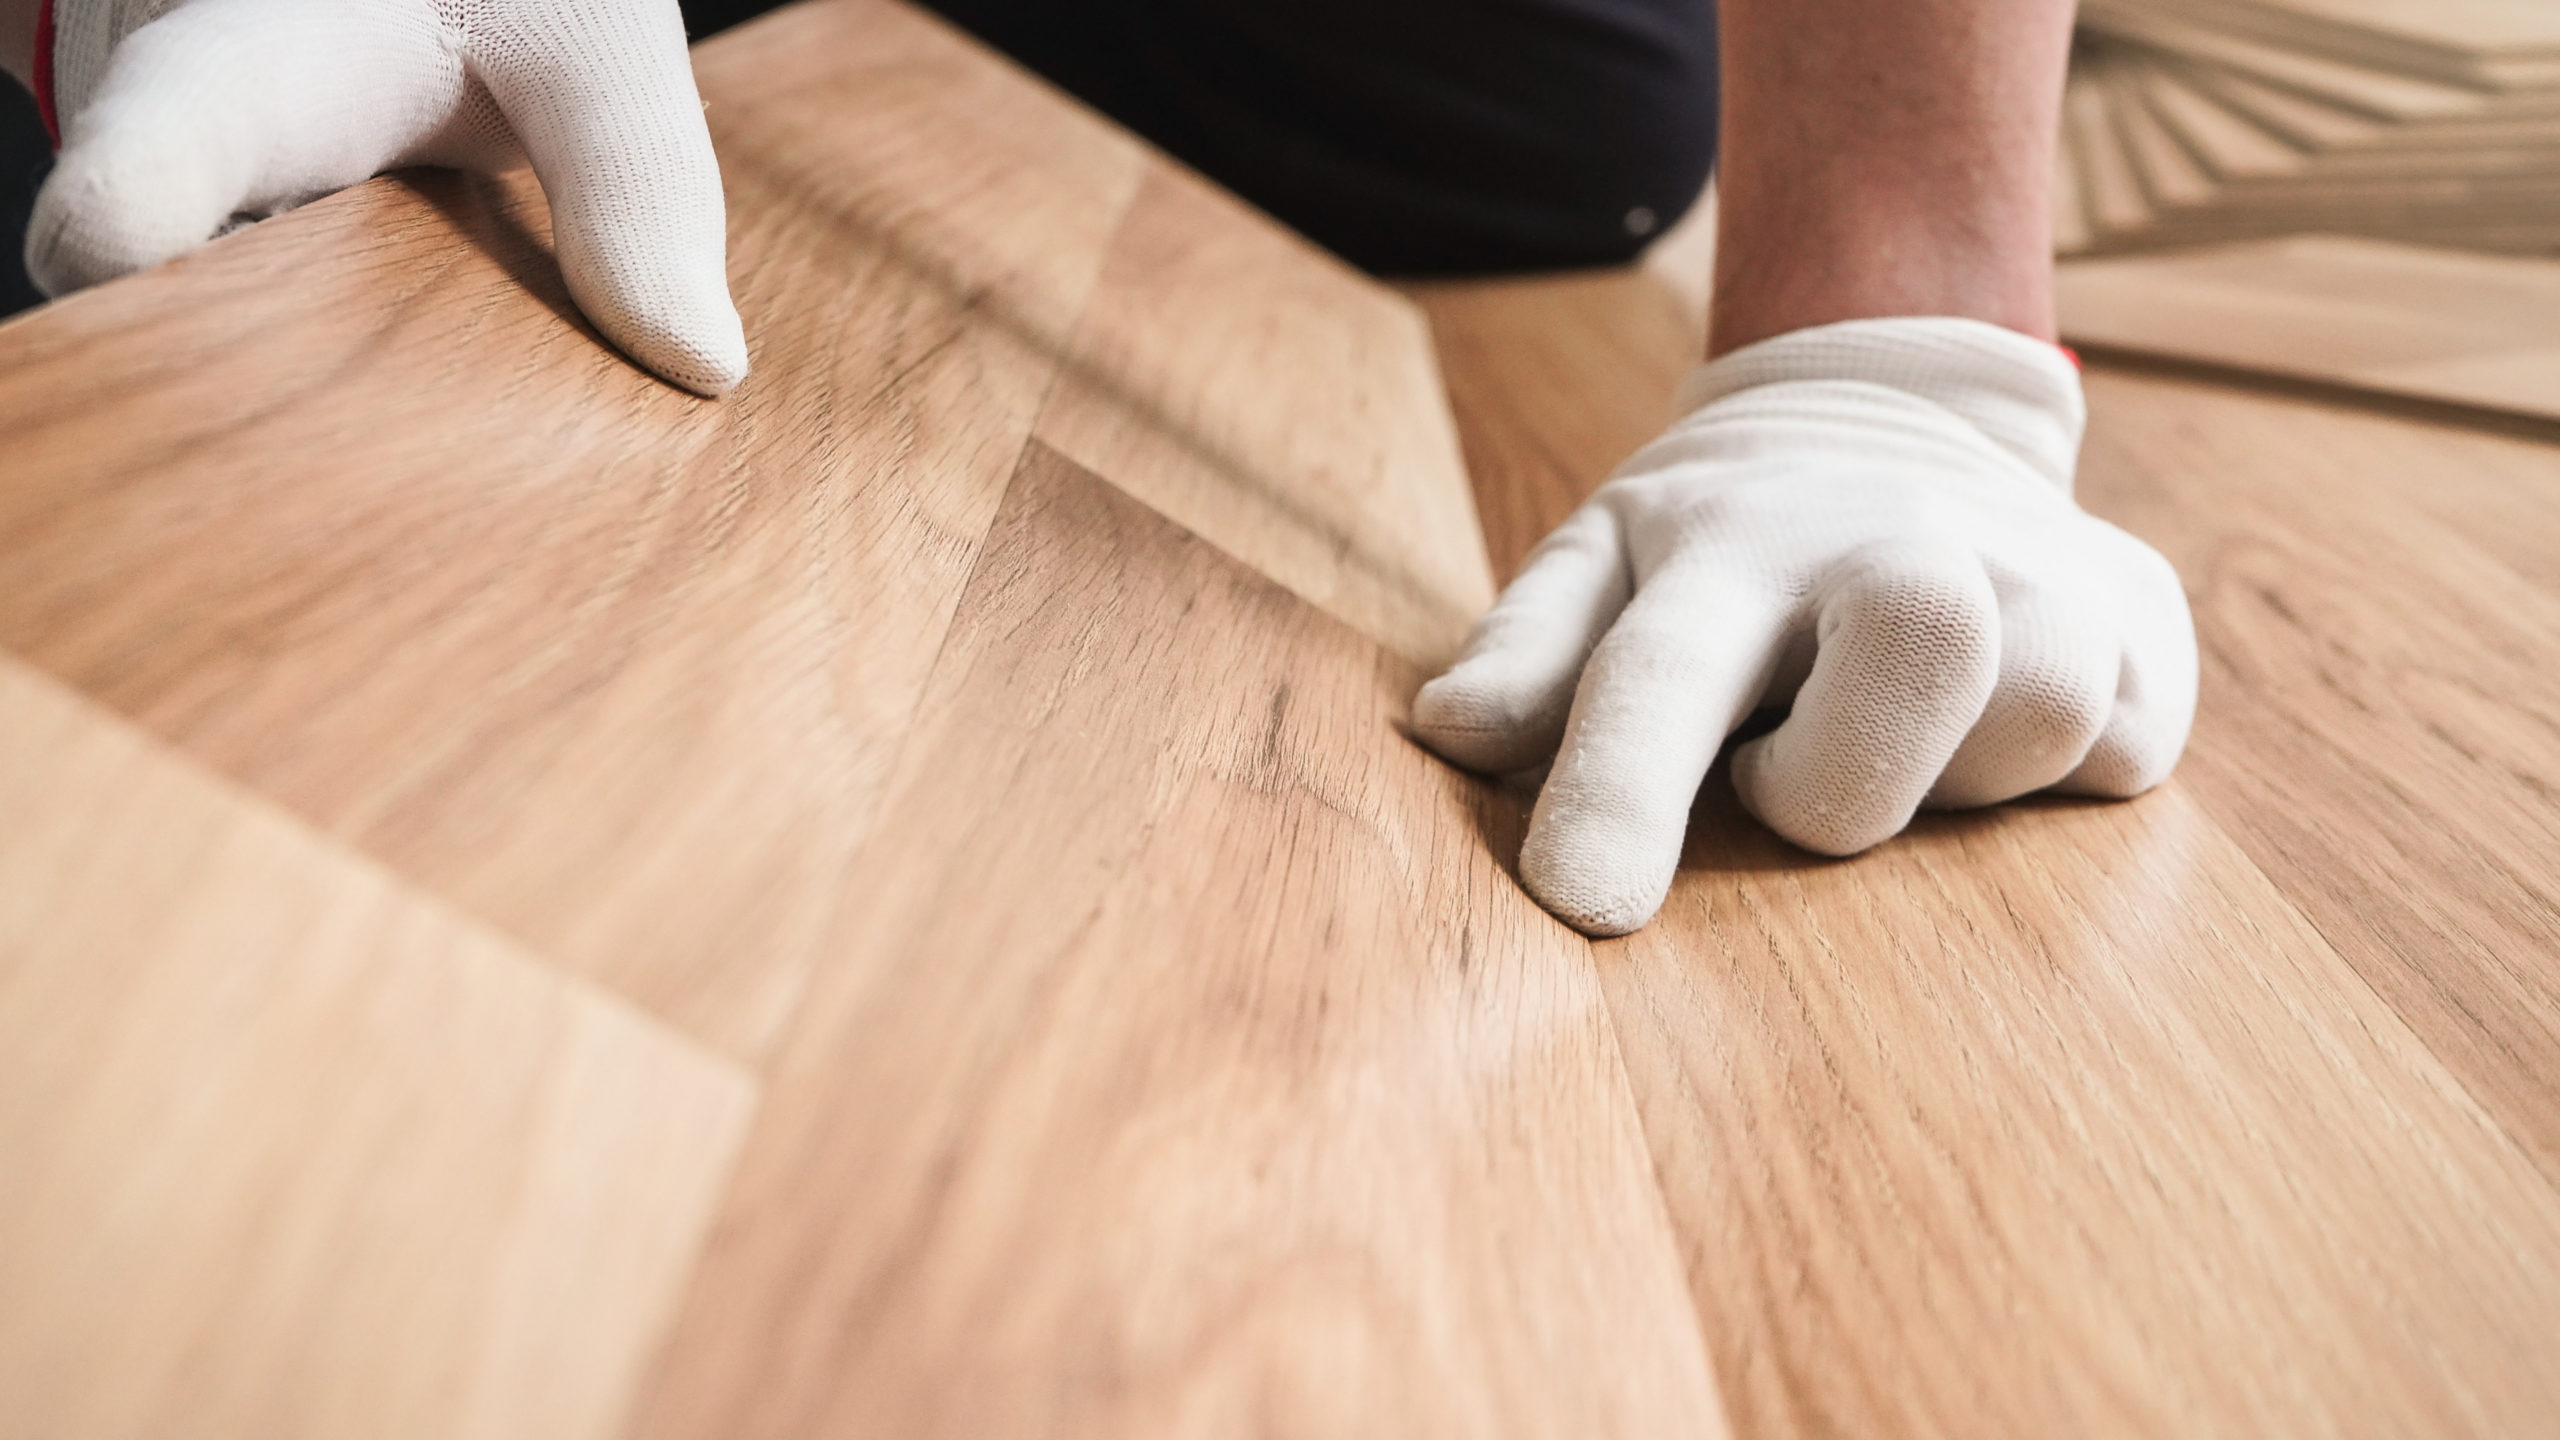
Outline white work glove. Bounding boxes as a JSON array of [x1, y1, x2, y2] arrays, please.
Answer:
[[1415, 317, 2196, 936], [29, 0, 748, 395]]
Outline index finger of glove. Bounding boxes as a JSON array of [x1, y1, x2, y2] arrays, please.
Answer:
[[1519, 560, 1791, 936], [1413, 502, 1631, 775], [470, 0, 749, 395]]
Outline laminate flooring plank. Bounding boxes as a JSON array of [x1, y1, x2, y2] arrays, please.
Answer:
[[2136, 58, 2315, 182], [1402, 271, 1700, 581], [1607, 777, 2560, 1438], [2178, 56, 2388, 151], [2078, 368, 2560, 1185], [2077, 7, 2496, 123], [0, 0, 1149, 1060], [1034, 160, 1497, 669], [0, 654, 754, 1440], [2108, 61, 2221, 209], [2068, 63, 2159, 238], [2059, 236, 2560, 422], [623, 444, 1728, 1440], [2134, 0, 2560, 90]]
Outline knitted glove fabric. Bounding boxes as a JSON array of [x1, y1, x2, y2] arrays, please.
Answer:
[[29, 0, 748, 395], [1414, 317, 2197, 936]]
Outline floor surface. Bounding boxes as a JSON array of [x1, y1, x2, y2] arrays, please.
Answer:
[[3, 2, 2558, 1436]]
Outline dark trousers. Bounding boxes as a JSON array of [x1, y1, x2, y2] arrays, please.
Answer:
[[689, 0, 1720, 275], [0, 80, 48, 319]]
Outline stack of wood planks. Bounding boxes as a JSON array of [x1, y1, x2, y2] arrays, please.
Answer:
[[6, 1, 2560, 1436], [2050, 2, 2560, 430], [2057, 0, 2560, 257]]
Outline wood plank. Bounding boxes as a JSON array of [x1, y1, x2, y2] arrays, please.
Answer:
[[2066, 63, 2158, 241], [2106, 60, 2221, 210], [2134, 57, 2314, 182], [2079, 366, 2560, 1186], [1402, 271, 1700, 582], [623, 445, 1727, 1439], [0, 0, 1152, 1062], [2078, 6, 2495, 123], [2176, 54, 2388, 151], [2125, 0, 2560, 90], [0, 653, 754, 1440], [1033, 160, 1497, 669], [2059, 235, 2560, 422], [1607, 774, 2560, 1438]]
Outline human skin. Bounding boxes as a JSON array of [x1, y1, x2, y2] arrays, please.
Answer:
[[1708, 0, 2076, 357], [2, 0, 36, 96]]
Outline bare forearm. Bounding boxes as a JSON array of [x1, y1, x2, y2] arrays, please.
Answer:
[[3, 0, 39, 96], [1708, 0, 2075, 356]]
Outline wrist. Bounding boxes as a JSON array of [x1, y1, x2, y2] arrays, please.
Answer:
[[1704, 199, 2061, 359]]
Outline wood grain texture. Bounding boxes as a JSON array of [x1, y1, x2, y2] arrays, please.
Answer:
[[1034, 160, 1497, 668], [2060, 235, 2560, 422], [2077, 8, 2493, 122], [624, 446, 1726, 1440], [0, 655, 753, 1440], [2106, 60, 2221, 211], [2116, 0, 2560, 89], [1610, 775, 2560, 1439], [0, 0, 1490, 1065], [2080, 367, 2560, 1187], [2061, 0, 2560, 257], [1402, 271, 1699, 581], [0, 0, 1150, 1061], [1419, 251, 2560, 1436], [2151, 58, 2345, 172]]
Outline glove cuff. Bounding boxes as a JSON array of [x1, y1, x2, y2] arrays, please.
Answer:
[[1675, 317, 2088, 494]]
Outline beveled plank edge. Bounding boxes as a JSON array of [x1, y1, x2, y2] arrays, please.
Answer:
[[0, 644, 768, 1440], [1030, 157, 1499, 670], [613, 435, 1736, 1440], [2064, 344, 2560, 439]]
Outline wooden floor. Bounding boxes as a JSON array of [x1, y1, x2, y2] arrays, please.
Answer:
[[4, 2, 2559, 1435]]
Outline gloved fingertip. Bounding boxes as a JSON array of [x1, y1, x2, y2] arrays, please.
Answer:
[[1412, 663, 1555, 774], [596, 291, 750, 397], [1517, 806, 1676, 937]]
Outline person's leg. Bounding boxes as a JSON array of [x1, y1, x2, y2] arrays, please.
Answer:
[[923, 0, 1721, 276], [1708, 0, 2070, 355], [1, 79, 52, 320]]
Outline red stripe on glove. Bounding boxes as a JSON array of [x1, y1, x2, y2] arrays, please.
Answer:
[[32, 0, 57, 146]]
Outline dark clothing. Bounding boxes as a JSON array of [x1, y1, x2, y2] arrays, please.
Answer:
[[687, 0, 1720, 276], [0, 78, 51, 320]]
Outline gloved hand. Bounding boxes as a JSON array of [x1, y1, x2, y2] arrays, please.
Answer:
[[27, 0, 748, 395], [1415, 317, 2197, 936]]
